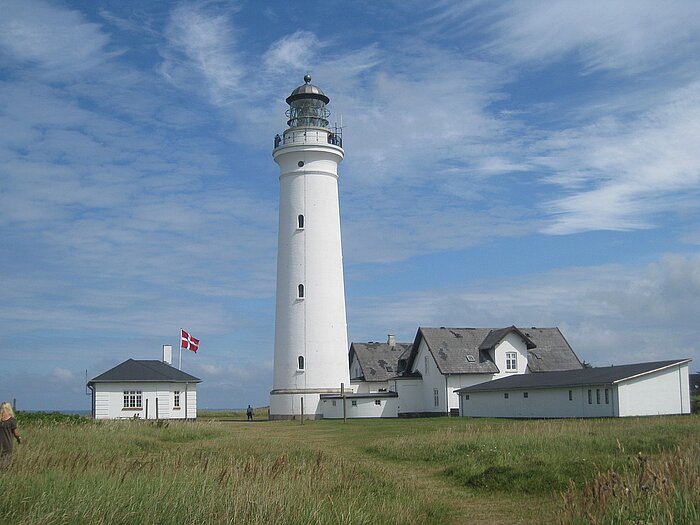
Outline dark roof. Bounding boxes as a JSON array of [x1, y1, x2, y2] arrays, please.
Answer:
[[406, 327, 582, 375], [480, 326, 535, 351], [88, 359, 201, 384], [350, 342, 412, 382], [455, 359, 691, 393]]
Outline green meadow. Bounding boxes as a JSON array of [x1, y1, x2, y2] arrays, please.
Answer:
[[1, 412, 698, 524]]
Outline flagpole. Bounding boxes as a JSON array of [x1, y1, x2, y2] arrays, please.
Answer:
[[179, 328, 183, 370]]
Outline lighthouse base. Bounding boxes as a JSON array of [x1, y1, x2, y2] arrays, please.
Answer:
[[269, 388, 344, 420]]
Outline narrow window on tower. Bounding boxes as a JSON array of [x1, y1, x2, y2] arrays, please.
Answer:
[[297, 214, 305, 229], [298, 356, 305, 370], [298, 284, 304, 298]]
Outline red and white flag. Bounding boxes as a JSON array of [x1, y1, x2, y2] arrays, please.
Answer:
[[180, 329, 199, 353]]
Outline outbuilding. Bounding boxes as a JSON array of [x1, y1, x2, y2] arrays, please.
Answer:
[[88, 358, 201, 420], [456, 359, 691, 418]]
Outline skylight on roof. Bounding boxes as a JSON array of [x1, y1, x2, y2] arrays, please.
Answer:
[[466, 355, 476, 362], [386, 366, 393, 372]]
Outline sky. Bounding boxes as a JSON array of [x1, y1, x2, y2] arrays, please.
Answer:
[[2, 0, 700, 411]]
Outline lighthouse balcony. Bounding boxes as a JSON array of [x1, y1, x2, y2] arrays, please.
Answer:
[[274, 128, 342, 149]]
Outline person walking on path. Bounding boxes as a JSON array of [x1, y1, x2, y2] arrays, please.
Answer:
[[1, 401, 21, 467], [246, 405, 253, 421]]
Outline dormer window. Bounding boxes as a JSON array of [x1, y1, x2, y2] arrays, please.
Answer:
[[506, 352, 517, 372]]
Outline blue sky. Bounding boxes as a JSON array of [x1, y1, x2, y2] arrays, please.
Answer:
[[2, 0, 699, 410]]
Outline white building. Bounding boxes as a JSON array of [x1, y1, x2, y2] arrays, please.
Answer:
[[390, 326, 583, 416], [457, 359, 692, 418], [270, 76, 350, 419], [88, 350, 201, 420]]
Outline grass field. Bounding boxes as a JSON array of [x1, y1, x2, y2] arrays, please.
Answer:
[[1, 413, 698, 524]]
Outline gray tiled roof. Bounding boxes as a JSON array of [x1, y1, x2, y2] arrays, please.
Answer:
[[456, 359, 691, 392], [88, 359, 201, 384], [350, 342, 412, 382], [406, 327, 582, 375]]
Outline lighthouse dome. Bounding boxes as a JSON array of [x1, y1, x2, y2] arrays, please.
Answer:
[[286, 75, 330, 105]]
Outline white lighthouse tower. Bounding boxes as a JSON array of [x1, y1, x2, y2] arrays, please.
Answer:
[[269, 76, 350, 419]]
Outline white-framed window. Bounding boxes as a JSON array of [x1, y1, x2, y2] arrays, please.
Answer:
[[351, 400, 357, 406], [298, 355, 305, 370], [424, 356, 430, 376], [375, 399, 381, 406], [505, 352, 517, 372], [297, 284, 305, 298], [174, 391, 180, 409], [504, 392, 509, 399], [297, 214, 305, 229], [123, 390, 142, 409], [465, 394, 470, 400], [433, 388, 439, 407]]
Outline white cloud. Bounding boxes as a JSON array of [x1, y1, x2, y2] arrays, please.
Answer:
[[429, 0, 700, 74], [263, 31, 320, 73], [52, 368, 77, 382], [348, 253, 700, 366], [159, 4, 243, 106], [535, 81, 700, 234], [0, 0, 114, 76]]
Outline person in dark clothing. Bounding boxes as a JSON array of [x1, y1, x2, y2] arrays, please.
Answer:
[[0, 401, 21, 467], [246, 405, 253, 421]]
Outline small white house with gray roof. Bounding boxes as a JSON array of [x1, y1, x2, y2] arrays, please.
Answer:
[[88, 356, 201, 420], [456, 359, 692, 418], [349, 335, 412, 393]]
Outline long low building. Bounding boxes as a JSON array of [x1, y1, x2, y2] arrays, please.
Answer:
[[456, 359, 691, 418]]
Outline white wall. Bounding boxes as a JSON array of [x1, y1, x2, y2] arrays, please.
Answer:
[[405, 339, 447, 414], [617, 363, 691, 416], [350, 354, 362, 380], [321, 397, 399, 418], [492, 333, 529, 379], [447, 375, 494, 413], [391, 378, 423, 415], [460, 386, 616, 418], [351, 380, 389, 394], [93, 382, 197, 420]]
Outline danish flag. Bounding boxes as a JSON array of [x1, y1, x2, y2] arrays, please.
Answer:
[[180, 329, 199, 353]]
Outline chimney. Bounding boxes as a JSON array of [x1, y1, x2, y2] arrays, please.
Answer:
[[387, 334, 396, 347], [163, 344, 173, 366]]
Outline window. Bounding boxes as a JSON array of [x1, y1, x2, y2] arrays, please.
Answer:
[[174, 391, 180, 409], [433, 388, 439, 407], [385, 366, 393, 372], [523, 392, 529, 398], [596, 389, 601, 404], [569, 390, 573, 401], [332, 400, 336, 407], [424, 356, 430, 376], [506, 352, 517, 371], [351, 400, 357, 406], [466, 354, 476, 363], [354, 367, 359, 378], [297, 214, 305, 229], [298, 355, 305, 370], [465, 394, 470, 400], [588, 389, 592, 404], [298, 284, 304, 298], [123, 390, 142, 409], [504, 392, 509, 399], [375, 399, 381, 406], [605, 389, 610, 405]]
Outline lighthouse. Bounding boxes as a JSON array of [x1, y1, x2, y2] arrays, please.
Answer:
[[269, 76, 350, 419]]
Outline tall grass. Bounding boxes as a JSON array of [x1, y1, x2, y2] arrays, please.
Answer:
[[1, 420, 446, 525], [1, 415, 698, 524], [557, 444, 700, 524]]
